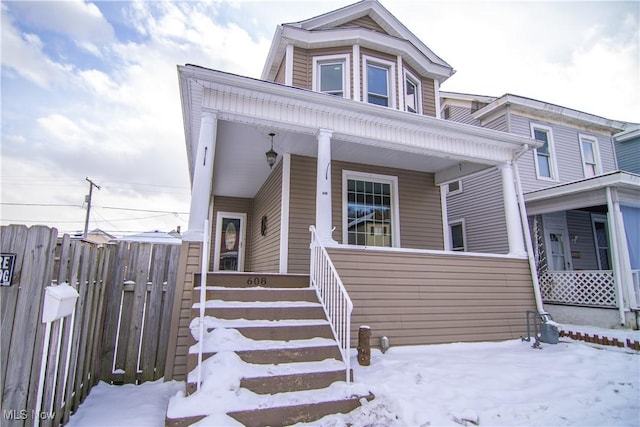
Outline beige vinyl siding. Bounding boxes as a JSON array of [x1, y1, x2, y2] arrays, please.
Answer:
[[448, 169, 509, 254], [337, 15, 388, 33], [249, 162, 282, 272], [164, 241, 202, 381], [566, 210, 599, 270], [420, 76, 436, 117], [292, 47, 310, 89], [328, 248, 536, 346], [288, 155, 444, 273], [511, 114, 618, 192], [211, 196, 253, 272], [288, 155, 316, 274]]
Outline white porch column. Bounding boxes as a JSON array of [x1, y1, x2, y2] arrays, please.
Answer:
[[499, 162, 526, 256], [184, 110, 217, 242], [315, 129, 336, 245]]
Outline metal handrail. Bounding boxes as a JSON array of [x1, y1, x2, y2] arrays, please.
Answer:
[[196, 219, 211, 391], [309, 226, 353, 383]]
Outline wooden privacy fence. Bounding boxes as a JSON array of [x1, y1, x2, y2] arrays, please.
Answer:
[[1, 225, 180, 426]]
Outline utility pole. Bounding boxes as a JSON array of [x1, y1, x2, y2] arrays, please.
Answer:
[[83, 177, 101, 238]]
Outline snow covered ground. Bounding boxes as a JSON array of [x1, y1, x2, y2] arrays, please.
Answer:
[[68, 338, 639, 426]]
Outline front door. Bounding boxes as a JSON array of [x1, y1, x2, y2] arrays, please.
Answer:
[[543, 212, 572, 271], [213, 212, 246, 271]]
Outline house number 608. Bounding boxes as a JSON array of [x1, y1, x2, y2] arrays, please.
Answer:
[[246, 277, 268, 286]]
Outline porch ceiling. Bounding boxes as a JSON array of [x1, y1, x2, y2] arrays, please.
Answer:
[[213, 120, 463, 198], [524, 171, 640, 215]]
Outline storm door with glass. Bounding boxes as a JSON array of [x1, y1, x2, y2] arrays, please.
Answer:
[[213, 212, 246, 271], [543, 212, 572, 271]]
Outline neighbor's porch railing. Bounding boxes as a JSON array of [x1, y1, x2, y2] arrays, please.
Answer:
[[309, 226, 353, 384], [539, 270, 617, 307]]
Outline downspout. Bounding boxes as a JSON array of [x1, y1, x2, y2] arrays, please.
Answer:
[[606, 187, 627, 326], [512, 144, 545, 313]]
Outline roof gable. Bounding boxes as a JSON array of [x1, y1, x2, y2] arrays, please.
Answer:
[[336, 15, 388, 34], [261, 0, 453, 82], [289, 0, 449, 68]]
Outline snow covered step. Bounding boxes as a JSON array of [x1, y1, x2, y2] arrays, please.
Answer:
[[191, 301, 326, 321], [188, 328, 337, 353], [239, 369, 349, 395], [195, 286, 318, 302], [226, 392, 374, 427], [187, 344, 343, 372], [211, 323, 335, 342], [186, 356, 348, 395], [194, 300, 322, 308], [166, 380, 374, 427], [188, 356, 345, 381], [193, 315, 329, 329]]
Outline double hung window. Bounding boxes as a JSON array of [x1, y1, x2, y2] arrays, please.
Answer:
[[449, 220, 466, 251], [364, 56, 395, 108], [313, 54, 349, 98], [531, 125, 556, 180], [579, 135, 600, 178], [404, 71, 421, 113]]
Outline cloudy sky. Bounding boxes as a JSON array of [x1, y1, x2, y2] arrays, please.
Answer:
[[2, 0, 638, 237]]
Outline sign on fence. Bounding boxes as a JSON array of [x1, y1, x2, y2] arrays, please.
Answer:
[[0, 253, 16, 286]]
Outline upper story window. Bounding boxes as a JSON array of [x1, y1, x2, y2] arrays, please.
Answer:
[[404, 70, 421, 114], [579, 134, 600, 178], [531, 124, 557, 180], [364, 56, 396, 108], [313, 54, 350, 98]]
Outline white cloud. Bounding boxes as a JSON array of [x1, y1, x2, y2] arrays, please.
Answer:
[[0, 6, 74, 87], [78, 69, 119, 96], [8, 0, 114, 45]]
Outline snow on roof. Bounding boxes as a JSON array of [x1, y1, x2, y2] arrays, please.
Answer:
[[117, 230, 182, 245]]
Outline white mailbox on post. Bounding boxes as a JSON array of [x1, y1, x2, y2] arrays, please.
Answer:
[[42, 283, 79, 322]]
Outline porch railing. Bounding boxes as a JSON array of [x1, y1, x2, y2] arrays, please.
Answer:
[[309, 226, 353, 384], [539, 270, 616, 307]]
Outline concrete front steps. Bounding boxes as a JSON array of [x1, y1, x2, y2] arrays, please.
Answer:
[[165, 273, 372, 427]]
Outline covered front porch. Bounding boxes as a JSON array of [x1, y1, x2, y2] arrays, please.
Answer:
[[525, 171, 640, 328], [179, 65, 540, 273]]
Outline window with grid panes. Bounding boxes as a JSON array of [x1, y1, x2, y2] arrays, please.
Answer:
[[346, 178, 392, 246]]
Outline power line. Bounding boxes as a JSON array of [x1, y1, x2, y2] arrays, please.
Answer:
[[1, 202, 189, 215], [1, 203, 83, 208], [99, 206, 189, 214]]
